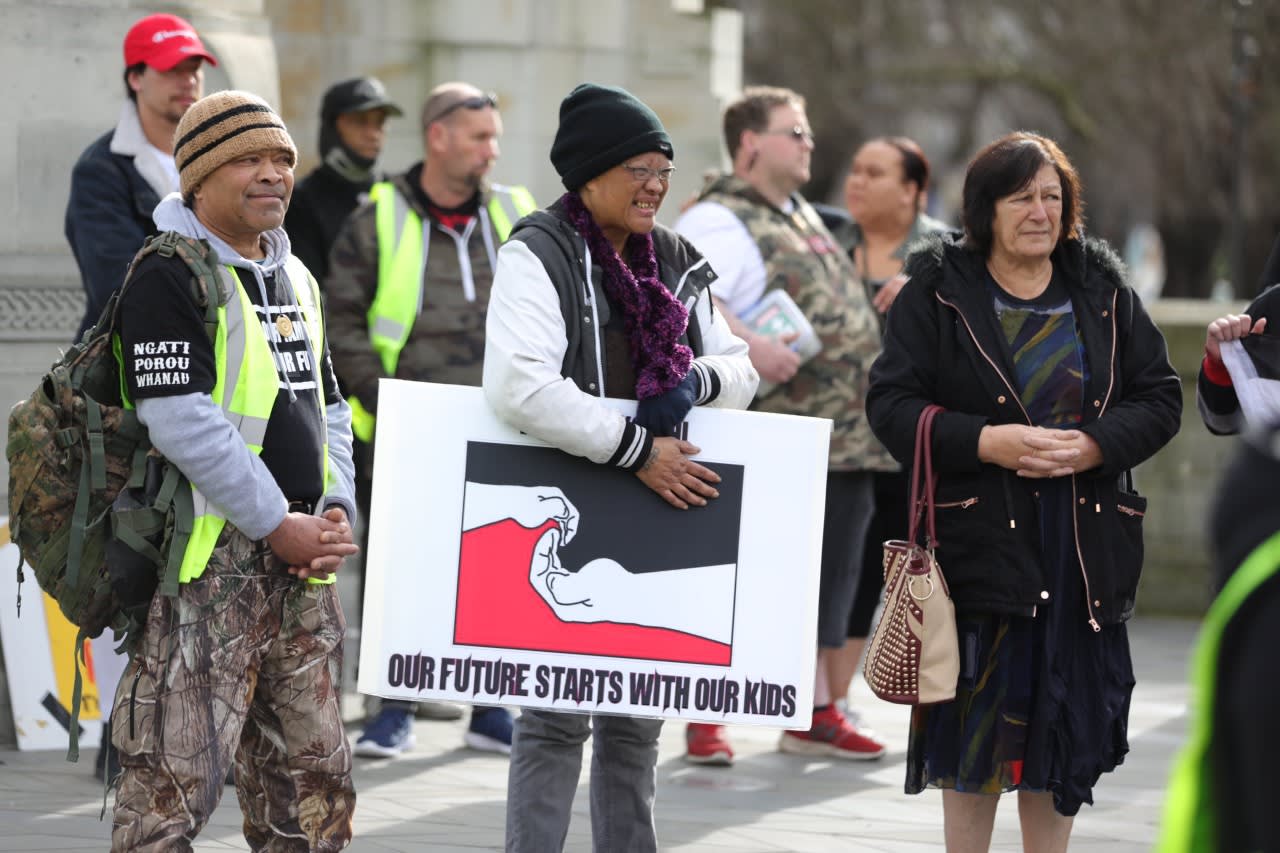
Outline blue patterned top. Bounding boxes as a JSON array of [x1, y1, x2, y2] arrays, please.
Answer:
[[989, 271, 1085, 428]]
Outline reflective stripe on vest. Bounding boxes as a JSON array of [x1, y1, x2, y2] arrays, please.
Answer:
[[1157, 529, 1280, 852], [349, 182, 536, 443], [485, 183, 538, 243], [181, 260, 332, 584]]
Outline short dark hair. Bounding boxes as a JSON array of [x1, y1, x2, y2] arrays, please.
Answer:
[[722, 86, 805, 161], [863, 136, 931, 212], [961, 131, 1084, 256], [123, 62, 146, 102]]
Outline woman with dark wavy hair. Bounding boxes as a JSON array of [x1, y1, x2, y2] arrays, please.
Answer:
[[867, 131, 1181, 851]]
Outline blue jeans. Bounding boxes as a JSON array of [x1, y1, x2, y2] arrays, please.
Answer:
[[505, 709, 663, 852]]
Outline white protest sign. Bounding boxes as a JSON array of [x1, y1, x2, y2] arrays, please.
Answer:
[[358, 381, 830, 729], [0, 520, 110, 751]]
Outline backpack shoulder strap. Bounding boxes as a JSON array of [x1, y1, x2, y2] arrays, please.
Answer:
[[165, 233, 228, 345], [110, 232, 227, 345]]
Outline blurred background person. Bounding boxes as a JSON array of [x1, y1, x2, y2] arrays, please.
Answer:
[[326, 81, 536, 759], [674, 86, 893, 767], [62, 10, 216, 784], [867, 131, 1181, 851], [1159, 423, 1280, 853], [1196, 232, 1280, 435], [824, 136, 951, 728], [66, 12, 215, 342], [830, 136, 949, 319], [286, 75, 403, 284]]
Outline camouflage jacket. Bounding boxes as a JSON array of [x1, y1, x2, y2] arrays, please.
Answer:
[[323, 165, 503, 412], [698, 175, 894, 472]]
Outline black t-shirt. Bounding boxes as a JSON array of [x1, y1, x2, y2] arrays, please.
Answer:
[[119, 252, 343, 506]]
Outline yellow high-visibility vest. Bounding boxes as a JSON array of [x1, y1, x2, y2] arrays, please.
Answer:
[[348, 182, 536, 442], [116, 256, 333, 584], [1158, 529, 1280, 851]]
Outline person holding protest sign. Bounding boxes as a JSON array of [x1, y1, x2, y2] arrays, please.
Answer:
[[483, 82, 757, 852], [867, 131, 1180, 851]]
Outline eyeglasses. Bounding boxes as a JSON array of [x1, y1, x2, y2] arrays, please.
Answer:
[[621, 164, 676, 184], [422, 92, 498, 127], [760, 125, 814, 143]]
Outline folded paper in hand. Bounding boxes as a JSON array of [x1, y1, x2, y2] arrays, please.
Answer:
[[740, 289, 821, 396], [1221, 337, 1280, 426]]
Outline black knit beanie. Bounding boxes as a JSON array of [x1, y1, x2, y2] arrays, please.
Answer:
[[551, 83, 674, 191]]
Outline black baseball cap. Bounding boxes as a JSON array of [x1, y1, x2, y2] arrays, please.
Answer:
[[320, 77, 404, 121]]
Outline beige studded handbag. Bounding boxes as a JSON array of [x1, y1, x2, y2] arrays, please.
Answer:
[[863, 404, 959, 706]]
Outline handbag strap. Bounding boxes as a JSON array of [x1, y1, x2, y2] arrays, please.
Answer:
[[906, 404, 945, 548]]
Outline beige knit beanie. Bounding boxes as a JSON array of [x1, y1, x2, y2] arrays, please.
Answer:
[[173, 90, 297, 198]]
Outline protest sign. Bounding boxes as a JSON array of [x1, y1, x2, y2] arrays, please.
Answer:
[[358, 381, 830, 728], [0, 521, 109, 751]]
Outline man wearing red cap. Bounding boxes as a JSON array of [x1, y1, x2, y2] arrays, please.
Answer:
[[65, 12, 217, 342], [62, 11, 216, 785]]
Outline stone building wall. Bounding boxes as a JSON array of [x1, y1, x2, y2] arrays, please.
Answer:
[[0, 0, 1222, 750], [0, 0, 740, 747]]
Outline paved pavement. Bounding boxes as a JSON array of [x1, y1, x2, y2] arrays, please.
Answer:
[[0, 617, 1195, 851]]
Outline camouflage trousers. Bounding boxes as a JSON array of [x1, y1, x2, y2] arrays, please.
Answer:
[[110, 525, 355, 852]]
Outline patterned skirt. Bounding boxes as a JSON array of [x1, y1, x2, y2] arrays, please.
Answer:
[[903, 479, 1135, 816]]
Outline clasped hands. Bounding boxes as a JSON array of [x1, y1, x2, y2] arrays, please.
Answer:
[[266, 507, 359, 581], [977, 423, 1103, 478]]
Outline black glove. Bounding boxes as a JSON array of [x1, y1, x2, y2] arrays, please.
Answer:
[[634, 371, 701, 437]]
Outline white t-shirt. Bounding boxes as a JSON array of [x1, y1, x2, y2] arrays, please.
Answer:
[[145, 141, 181, 193], [673, 198, 795, 317]]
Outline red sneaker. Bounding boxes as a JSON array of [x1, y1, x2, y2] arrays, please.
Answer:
[[684, 723, 734, 766], [778, 705, 885, 760]]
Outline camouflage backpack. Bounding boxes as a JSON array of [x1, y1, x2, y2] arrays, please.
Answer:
[[4, 231, 226, 760]]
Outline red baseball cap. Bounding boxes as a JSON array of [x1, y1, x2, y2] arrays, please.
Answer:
[[123, 13, 218, 71]]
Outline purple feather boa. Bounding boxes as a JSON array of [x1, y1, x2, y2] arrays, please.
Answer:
[[560, 191, 693, 399]]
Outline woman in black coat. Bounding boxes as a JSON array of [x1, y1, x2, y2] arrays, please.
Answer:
[[866, 132, 1181, 851]]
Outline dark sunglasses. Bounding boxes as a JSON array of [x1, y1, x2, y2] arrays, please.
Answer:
[[422, 92, 498, 127]]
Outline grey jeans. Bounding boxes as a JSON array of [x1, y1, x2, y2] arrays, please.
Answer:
[[505, 708, 664, 852]]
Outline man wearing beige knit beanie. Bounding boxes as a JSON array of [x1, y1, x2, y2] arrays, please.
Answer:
[[108, 89, 359, 851]]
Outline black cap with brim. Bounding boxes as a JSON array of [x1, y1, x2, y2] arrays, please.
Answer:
[[321, 77, 404, 121]]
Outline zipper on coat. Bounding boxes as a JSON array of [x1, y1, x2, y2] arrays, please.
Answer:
[[1001, 471, 1017, 530], [579, 240, 606, 398], [674, 257, 709, 306], [1096, 291, 1119, 415], [1071, 475, 1102, 632], [936, 294, 1033, 426], [1072, 291, 1118, 632], [937, 293, 1025, 531]]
